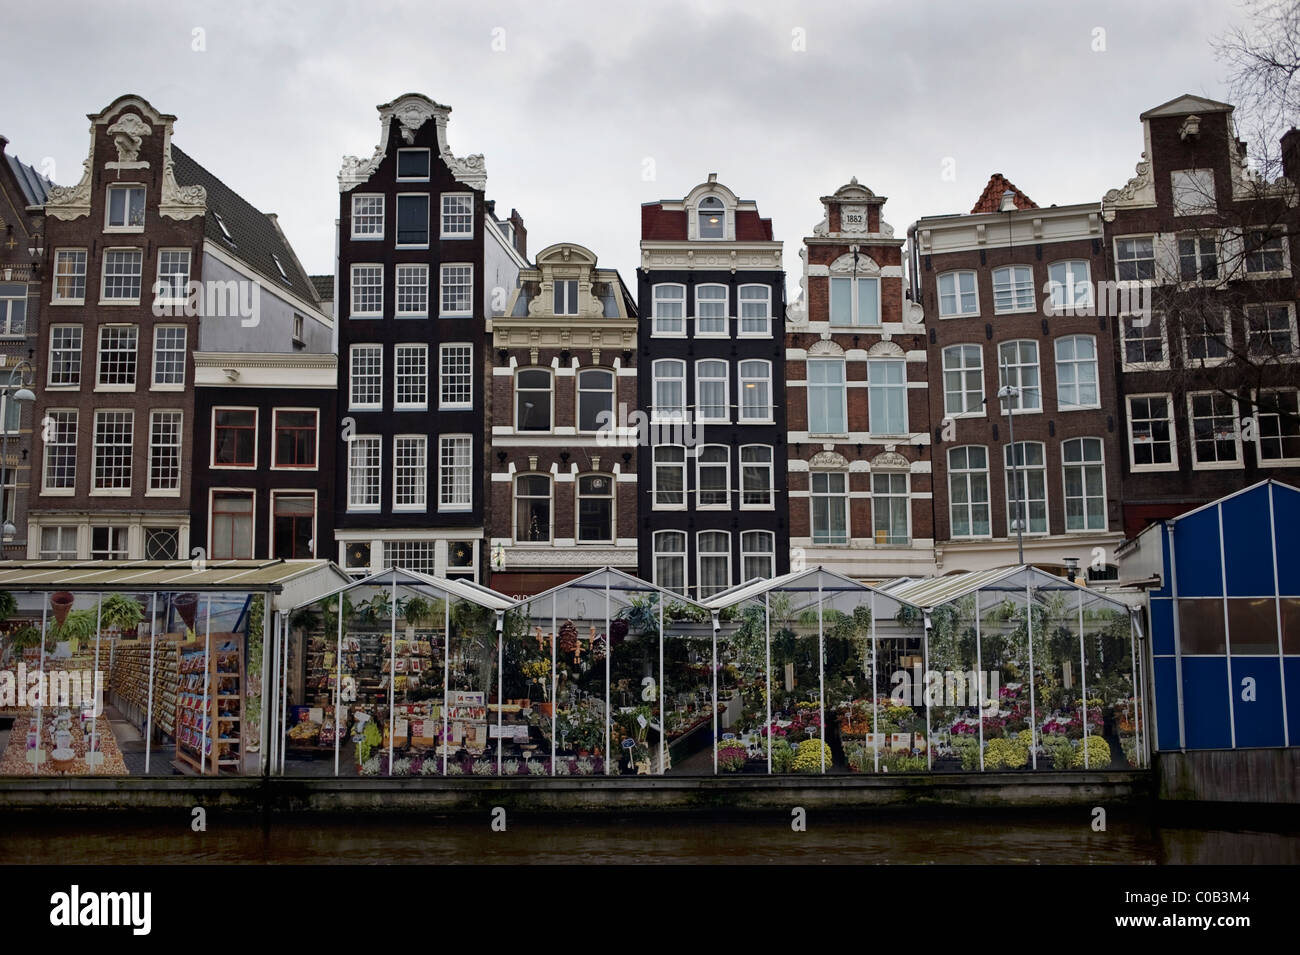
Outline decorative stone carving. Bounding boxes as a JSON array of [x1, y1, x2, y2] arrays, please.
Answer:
[[159, 151, 207, 220], [866, 340, 905, 357], [829, 251, 880, 275], [45, 156, 93, 220], [809, 451, 848, 469], [107, 113, 151, 164], [808, 339, 844, 357], [339, 93, 487, 191], [904, 300, 925, 328], [1102, 152, 1155, 221], [871, 450, 910, 470]]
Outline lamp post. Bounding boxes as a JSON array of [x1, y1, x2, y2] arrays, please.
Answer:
[[997, 357, 1025, 565], [0, 360, 36, 546]]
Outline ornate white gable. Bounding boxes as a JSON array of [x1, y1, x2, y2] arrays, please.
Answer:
[[339, 93, 487, 192]]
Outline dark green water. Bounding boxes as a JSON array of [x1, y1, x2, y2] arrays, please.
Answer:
[[2, 810, 1296, 864]]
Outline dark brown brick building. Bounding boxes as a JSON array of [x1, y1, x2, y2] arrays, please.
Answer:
[[910, 176, 1123, 575]]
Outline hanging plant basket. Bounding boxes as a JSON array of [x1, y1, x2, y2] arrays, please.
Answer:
[[173, 593, 199, 633], [50, 591, 74, 627]]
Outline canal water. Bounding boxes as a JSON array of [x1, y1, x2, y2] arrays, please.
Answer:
[[2, 809, 1296, 864]]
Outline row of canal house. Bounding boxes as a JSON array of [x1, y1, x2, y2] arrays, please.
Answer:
[[0, 92, 1297, 612]]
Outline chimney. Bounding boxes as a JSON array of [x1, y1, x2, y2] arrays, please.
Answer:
[[1281, 128, 1300, 185], [509, 208, 527, 259]]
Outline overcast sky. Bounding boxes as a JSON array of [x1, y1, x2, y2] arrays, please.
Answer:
[[2, 0, 1254, 295]]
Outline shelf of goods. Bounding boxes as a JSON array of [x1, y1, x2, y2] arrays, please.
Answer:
[[109, 640, 178, 736], [292, 629, 446, 752], [174, 636, 244, 774]]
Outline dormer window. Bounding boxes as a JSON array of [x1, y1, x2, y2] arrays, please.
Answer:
[[554, 280, 579, 316], [397, 148, 431, 181], [698, 196, 725, 239], [273, 254, 290, 283], [213, 211, 234, 243], [106, 185, 145, 230]]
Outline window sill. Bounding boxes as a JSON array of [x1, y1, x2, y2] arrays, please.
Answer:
[[1190, 460, 1245, 471], [145, 490, 181, 498], [439, 233, 473, 240], [992, 307, 1037, 316], [437, 505, 473, 513], [93, 385, 138, 393], [396, 244, 430, 251], [97, 300, 141, 307], [439, 313, 473, 320], [1057, 404, 1102, 413], [102, 227, 144, 235], [1121, 363, 1170, 373], [39, 489, 76, 497], [208, 464, 258, 471], [45, 384, 81, 391], [350, 234, 384, 242], [1129, 463, 1179, 473], [49, 299, 85, 307], [269, 464, 319, 472], [1258, 457, 1300, 467], [739, 418, 776, 426], [439, 404, 473, 412], [346, 506, 382, 514], [395, 406, 429, 413], [938, 313, 980, 321], [150, 384, 186, 392], [395, 314, 429, 320], [89, 489, 132, 497], [348, 314, 382, 320]]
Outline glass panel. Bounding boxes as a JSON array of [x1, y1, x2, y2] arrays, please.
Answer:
[[609, 583, 663, 775], [977, 585, 1032, 772], [445, 594, 500, 776], [1029, 575, 1086, 771], [765, 580, 827, 774], [927, 593, 980, 772], [552, 580, 609, 776], [823, 586, 874, 773], [721, 596, 771, 774], [1083, 592, 1138, 769], [663, 599, 715, 774]]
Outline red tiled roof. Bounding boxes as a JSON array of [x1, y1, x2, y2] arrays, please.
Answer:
[[642, 204, 687, 240], [736, 210, 774, 240], [970, 174, 1038, 214]]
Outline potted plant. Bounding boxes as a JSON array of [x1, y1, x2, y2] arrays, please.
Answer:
[[400, 595, 432, 637], [100, 594, 145, 638], [50, 609, 96, 654]]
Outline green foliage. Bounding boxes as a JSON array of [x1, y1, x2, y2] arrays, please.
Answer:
[[0, 591, 16, 622], [1042, 734, 1075, 771], [616, 593, 661, 638], [8, 625, 42, 650], [883, 752, 927, 772], [950, 735, 981, 771], [100, 593, 144, 633], [770, 737, 795, 774], [665, 600, 709, 623]]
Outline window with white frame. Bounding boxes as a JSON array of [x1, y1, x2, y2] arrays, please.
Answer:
[[1257, 389, 1300, 463], [105, 185, 145, 229], [91, 525, 130, 560], [810, 471, 849, 544], [515, 474, 551, 542], [210, 493, 253, 560], [396, 194, 429, 246], [831, 275, 882, 325], [349, 344, 383, 409], [440, 264, 473, 316], [947, 446, 990, 538], [741, 530, 775, 581], [942, 344, 984, 416], [439, 344, 473, 409], [992, 265, 1035, 313], [395, 264, 429, 317], [1004, 441, 1048, 535], [272, 493, 315, 559], [652, 283, 685, 335], [155, 250, 190, 304], [292, 313, 305, 344], [696, 444, 730, 508], [553, 279, 579, 316], [740, 444, 774, 508], [1183, 313, 1230, 365], [0, 395, 15, 437], [1244, 229, 1286, 274], [351, 264, 383, 317], [39, 526, 78, 559], [347, 436, 381, 510], [101, 249, 143, 302], [1054, 335, 1099, 409], [351, 194, 384, 238], [653, 444, 686, 508], [577, 474, 614, 542], [868, 359, 908, 434], [396, 148, 430, 180], [697, 531, 731, 599], [1047, 260, 1092, 312], [148, 410, 182, 493], [42, 410, 77, 491], [1115, 237, 1155, 282], [577, 368, 614, 431], [515, 368, 552, 431], [653, 530, 687, 594], [1121, 314, 1168, 368], [144, 527, 180, 560], [394, 344, 428, 409], [92, 409, 134, 491], [1172, 169, 1216, 215], [1062, 437, 1106, 531], [1188, 392, 1241, 467], [0, 468, 14, 522], [1179, 234, 1219, 281], [152, 326, 186, 387], [48, 326, 83, 387], [393, 435, 427, 510], [739, 359, 772, 421], [383, 541, 438, 575], [806, 358, 847, 434], [872, 472, 909, 545], [0, 284, 24, 337], [695, 359, 729, 422], [652, 359, 685, 419], [937, 271, 977, 318], [698, 196, 725, 239], [53, 250, 87, 302], [1127, 394, 1177, 470], [997, 340, 1041, 411], [97, 325, 138, 387], [440, 194, 473, 237], [1246, 304, 1297, 358], [695, 284, 728, 335], [738, 284, 771, 336], [439, 435, 472, 509]]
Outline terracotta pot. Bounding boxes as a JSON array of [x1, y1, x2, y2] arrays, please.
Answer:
[[50, 592, 74, 627], [173, 593, 199, 632]]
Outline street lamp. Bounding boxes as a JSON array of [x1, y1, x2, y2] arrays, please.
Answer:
[[0, 361, 36, 544], [996, 357, 1025, 565]]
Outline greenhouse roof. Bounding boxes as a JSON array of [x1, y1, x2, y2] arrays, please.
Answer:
[[289, 566, 516, 613], [0, 559, 347, 594], [512, 567, 712, 612], [880, 564, 1134, 612], [700, 566, 915, 612]]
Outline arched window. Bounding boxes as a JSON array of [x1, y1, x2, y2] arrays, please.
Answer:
[[515, 368, 552, 431], [698, 196, 725, 239], [514, 473, 552, 543], [577, 368, 615, 432], [577, 473, 614, 542], [695, 359, 729, 422], [697, 530, 731, 598], [652, 283, 685, 335]]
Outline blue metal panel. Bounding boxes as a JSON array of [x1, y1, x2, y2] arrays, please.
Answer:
[[1153, 656, 1182, 751], [1286, 657, 1300, 745], [1230, 657, 1285, 747], [1181, 656, 1232, 749], [1150, 598, 1175, 655], [1174, 508, 1224, 597], [1150, 527, 1172, 598], [1222, 489, 1275, 597], [1274, 485, 1300, 596]]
